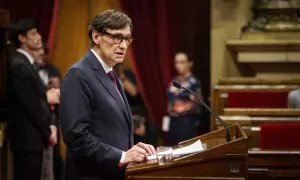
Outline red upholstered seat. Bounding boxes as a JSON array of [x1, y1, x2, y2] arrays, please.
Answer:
[[227, 92, 289, 108], [260, 123, 300, 150]]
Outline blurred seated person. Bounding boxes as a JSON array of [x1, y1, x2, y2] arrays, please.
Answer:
[[132, 115, 146, 144], [115, 64, 146, 116], [288, 89, 300, 108], [167, 52, 201, 146]]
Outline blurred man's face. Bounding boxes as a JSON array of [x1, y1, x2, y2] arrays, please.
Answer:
[[19, 28, 42, 50], [49, 77, 60, 89], [175, 53, 192, 75], [93, 25, 132, 67], [135, 123, 146, 136], [32, 46, 46, 67]]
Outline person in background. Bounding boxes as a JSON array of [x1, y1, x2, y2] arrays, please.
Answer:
[[33, 42, 63, 180], [167, 52, 202, 146], [115, 64, 146, 116], [288, 89, 300, 108], [115, 65, 157, 145], [7, 19, 58, 180], [49, 75, 61, 89], [132, 115, 146, 144], [34, 42, 61, 87]]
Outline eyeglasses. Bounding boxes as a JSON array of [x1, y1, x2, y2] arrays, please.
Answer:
[[102, 31, 133, 46]]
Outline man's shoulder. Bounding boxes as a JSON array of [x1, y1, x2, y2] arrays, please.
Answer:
[[66, 56, 84, 70], [9, 52, 31, 73], [64, 57, 90, 79], [10, 52, 27, 66]]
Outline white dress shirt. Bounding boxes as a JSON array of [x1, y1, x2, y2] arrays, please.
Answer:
[[91, 49, 112, 73], [17, 48, 49, 85], [38, 70, 50, 86], [90, 49, 126, 164]]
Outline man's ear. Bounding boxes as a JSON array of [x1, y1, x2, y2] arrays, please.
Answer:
[[18, 34, 26, 44], [189, 61, 194, 67], [92, 30, 101, 46]]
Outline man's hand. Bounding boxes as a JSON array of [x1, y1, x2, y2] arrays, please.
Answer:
[[123, 142, 156, 164], [48, 126, 58, 147], [47, 88, 60, 104]]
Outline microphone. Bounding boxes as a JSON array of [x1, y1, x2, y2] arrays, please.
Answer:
[[172, 81, 231, 142]]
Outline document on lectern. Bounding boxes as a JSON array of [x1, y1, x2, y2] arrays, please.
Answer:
[[147, 140, 204, 161]]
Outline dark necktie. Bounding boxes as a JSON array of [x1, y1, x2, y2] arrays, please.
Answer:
[[107, 71, 124, 102], [32, 62, 41, 72]]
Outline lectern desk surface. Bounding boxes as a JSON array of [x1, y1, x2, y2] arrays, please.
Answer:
[[126, 124, 248, 180]]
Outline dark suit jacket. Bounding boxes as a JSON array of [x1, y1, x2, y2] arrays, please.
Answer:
[[60, 50, 133, 180], [7, 51, 52, 152]]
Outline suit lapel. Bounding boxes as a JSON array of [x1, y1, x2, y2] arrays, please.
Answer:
[[96, 71, 130, 121], [17, 52, 48, 95], [86, 51, 131, 127], [114, 71, 133, 130]]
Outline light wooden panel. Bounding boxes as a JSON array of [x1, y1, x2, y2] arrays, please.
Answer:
[[210, 0, 253, 85], [52, 0, 89, 76]]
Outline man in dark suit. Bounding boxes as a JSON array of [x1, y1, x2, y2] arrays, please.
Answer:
[[59, 9, 155, 180], [7, 19, 59, 180]]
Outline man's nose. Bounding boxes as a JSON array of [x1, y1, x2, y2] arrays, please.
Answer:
[[37, 33, 42, 40], [119, 39, 127, 50]]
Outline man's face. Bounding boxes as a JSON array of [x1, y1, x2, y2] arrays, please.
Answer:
[[175, 53, 192, 75], [19, 28, 42, 50], [49, 77, 60, 89], [94, 25, 131, 67], [134, 122, 146, 136], [32, 46, 46, 67]]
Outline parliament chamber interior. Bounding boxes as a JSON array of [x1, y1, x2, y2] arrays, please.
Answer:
[[1, 0, 300, 180]]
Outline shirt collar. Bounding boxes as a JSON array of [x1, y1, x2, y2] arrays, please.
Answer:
[[16, 48, 34, 65], [90, 49, 112, 73]]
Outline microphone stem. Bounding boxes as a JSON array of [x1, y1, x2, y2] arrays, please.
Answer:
[[182, 87, 231, 142]]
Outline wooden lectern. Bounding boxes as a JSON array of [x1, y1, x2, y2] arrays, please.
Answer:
[[126, 124, 248, 180]]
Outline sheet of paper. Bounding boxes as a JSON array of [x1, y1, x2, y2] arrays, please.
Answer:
[[146, 140, 204, 161], [172, 140, 203, 156]]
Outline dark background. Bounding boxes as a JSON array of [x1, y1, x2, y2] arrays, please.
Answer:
[[122, 0, 211, 133]]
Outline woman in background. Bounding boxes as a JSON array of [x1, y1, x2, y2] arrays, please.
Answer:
[[167, 52, 202, 146]]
